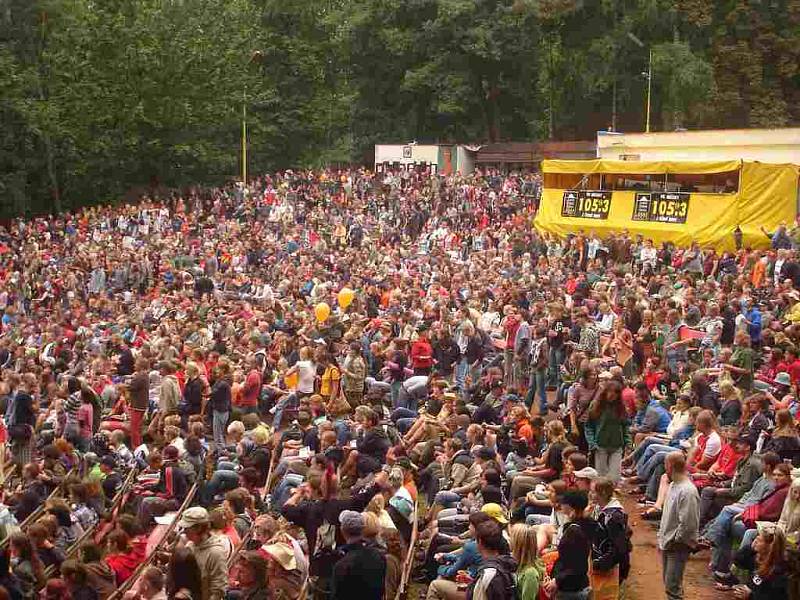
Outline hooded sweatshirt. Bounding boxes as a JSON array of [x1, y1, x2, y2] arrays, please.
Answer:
[[593, 499, 632, 581], [466, 554, 518, 600], [84, 560, 116, 600], [189, 532, 231, 600]]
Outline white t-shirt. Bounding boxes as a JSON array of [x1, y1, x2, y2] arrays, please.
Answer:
[[296, 360, 316, 394], [703, 430, 722, 459], [479, 311, 501, 333]]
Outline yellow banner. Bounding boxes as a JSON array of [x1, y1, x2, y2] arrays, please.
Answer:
[[534, 160, 799, 251]]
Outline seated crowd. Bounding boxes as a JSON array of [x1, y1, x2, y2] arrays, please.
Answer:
[[0, 167, 800, 600]]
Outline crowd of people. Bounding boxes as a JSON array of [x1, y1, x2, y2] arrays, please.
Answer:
[[0, 165, 797, 600]]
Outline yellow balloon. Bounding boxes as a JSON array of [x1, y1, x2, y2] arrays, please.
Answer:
[[314, 302, 331, 323], [337, 287, 355, 310]]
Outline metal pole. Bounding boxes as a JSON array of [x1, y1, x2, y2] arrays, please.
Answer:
[[646, 49, 652, 133], [611, 79, 617, 132], [242, 86, 247, 183]]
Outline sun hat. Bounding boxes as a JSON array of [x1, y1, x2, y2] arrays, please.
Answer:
[[775, 372, 792, 387]]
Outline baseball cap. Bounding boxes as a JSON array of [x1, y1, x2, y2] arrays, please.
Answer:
[[481, 503, 508, 524], [178, 506, 210, 529]]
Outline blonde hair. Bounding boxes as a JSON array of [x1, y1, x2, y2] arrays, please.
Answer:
[[185, 362, 200, 378], [509, 524, 539, 571], [546, 420, 567, 444], [362, 512, 380, 539], [366, 494, 386, 515], [718, 380, 741, 401], [778, 478, 800, 534]]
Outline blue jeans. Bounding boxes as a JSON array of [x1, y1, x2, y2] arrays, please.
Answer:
[[710, 516, 747, 573], [638, 447, 671, 481], [433, 491, 462, 508], [391, 407, 418, 434], [646, 462, 666, 501], [272, 392, 298, 431], [390, 380, 403, 408], [631, 436, 670, 463], [272, 473, 305, 510], [455, 357, 469, 391], [526, 368, 547, 412], [395, 386, 418, 412], [213, 410, 229, 449], [548, 346, 565, 388], [705, 504, 743, 541], [200, 462, 239, 505], [637, 445, 674, 479]]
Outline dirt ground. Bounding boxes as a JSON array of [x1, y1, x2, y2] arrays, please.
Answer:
[[620, 492, 722, 600]]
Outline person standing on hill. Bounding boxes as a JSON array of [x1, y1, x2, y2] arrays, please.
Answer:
[[658, 452, 700, 600]]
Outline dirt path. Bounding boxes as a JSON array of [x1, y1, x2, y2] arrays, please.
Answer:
[[620, 492, 722, 600]]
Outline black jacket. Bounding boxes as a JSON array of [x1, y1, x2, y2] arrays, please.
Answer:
[[281, 483, 378, 555], [764, 434, 800, 466], [183, 377, 204, 414], [210, 379, 232, 413], [553, 518, 598, 592], [593, 504, 631, 581], [331, 541, 386, 600], [357, 426, 390, 464], [734, 543, 789, 600]]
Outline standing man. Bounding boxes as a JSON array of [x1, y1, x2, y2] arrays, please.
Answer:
[[238, 356, 262, 416], [127, 358, 150, 449], [178, 507, 228, 600], [658, 452, 700, 600]]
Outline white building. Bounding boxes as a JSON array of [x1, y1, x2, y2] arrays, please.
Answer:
[[597, 128, 800, 164]]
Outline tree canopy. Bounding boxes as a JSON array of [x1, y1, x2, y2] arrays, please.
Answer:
[[1, 0, 798, 214]]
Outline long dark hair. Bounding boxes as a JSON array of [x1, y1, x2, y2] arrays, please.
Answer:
[[589, 380, 626, 420], [167, 547, 202, 600]]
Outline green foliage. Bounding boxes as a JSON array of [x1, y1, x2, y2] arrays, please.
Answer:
[[0, 0, 797, 214]]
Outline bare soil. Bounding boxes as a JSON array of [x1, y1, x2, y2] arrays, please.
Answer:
[[620, 492, 722, 600]]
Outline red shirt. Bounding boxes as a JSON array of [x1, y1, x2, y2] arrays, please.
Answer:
[[644, 369, 664, 391], [713, 443, 743, 478], [788, 359, 800, 387], [239, 369, 262, 407], [504, 317, 520, 347]]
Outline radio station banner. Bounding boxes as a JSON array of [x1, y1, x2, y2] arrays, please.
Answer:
[[632, 192, 690, 224], [560, 190, 611, 220]]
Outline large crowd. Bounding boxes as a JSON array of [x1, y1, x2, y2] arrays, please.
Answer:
[[0, 166, 798, 600]]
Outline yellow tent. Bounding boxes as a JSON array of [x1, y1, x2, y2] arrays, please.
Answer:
[[534, 159, 799, 250]]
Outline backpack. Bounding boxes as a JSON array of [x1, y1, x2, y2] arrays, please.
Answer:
[[594, 507, 633, 581], [477, 560, 516, 600], [310, 519, 343, 579]]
